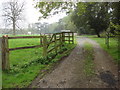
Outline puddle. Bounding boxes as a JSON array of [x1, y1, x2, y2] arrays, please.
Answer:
[[99, 71, 118, 88]]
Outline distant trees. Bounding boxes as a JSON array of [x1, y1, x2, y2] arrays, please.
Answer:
[[61, 15, 77, 32], [51, 15, 77, 33], [2, 0, 25, 35]]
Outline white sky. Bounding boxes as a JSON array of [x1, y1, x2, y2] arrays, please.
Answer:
[[0, 0, 67, 28]]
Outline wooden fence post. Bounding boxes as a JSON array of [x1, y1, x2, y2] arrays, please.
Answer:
[[106, 32, 109, 49], [72, 32, 74, 44], [40, 36, 43, 45], [69, 33, 70, 44], [62, 32, 65, 43], [2, 35, 10, 70], [60, 33, 62, 49], [54, 34, 57, 54], [43, 36, 47, 59]]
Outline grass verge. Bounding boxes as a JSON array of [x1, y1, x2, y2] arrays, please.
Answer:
[[83, 42, 95, 77], [80, 35, 119, 65], [91, 37, 119, 64]]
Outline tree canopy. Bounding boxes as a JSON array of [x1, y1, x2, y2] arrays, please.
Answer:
[[34, 1, 120, 37]]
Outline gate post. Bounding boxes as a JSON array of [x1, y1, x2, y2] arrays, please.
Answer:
[[2, 35, 9, 70], [54, 34, 57, 54], [60, 33, 62, 49], [43, 36, 47, 59]]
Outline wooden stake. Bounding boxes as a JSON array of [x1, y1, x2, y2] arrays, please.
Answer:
[[62, 32, 65, 43], [2, 35, 9, 70], [43, 36, 47, 59], [69, 33, 70, 44], [54, 34, 57, 54], [72, 32, 74, 44], [60, 34, 62, 49], [40, 36, 43, 45]]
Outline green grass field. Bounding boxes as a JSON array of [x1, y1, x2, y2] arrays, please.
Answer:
[[9, 39, 42, 68], [81, 35, 119, 64], [2, 36, 76, 88], [3, 38, 46, 88]]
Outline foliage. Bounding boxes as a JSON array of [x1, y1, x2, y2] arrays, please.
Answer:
[[61, 14, 77, 32], [35, 2, 75, 19], [53, 14, 77, 33], [109, 22, 120, 35], [35, 2, 119, 37], [42, 14, 77, 33], [71, 2, 111, 37], [110, 2, 120, 25]]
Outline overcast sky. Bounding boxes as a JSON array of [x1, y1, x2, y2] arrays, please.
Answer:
[[0, 0, 67, 28]]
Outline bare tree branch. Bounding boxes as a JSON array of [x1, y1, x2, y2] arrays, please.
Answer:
[[2, 0, 25, 35]]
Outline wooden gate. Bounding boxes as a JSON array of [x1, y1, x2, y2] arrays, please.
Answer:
[[1, 32, 74, 70]]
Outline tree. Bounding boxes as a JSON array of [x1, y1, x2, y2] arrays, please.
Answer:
[[2, 0, 25, 35], [86, 3, 110, 37], [71, 2, 110, 37], [61, 14, 77, 32]]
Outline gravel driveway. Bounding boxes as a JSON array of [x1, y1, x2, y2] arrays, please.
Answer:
[[29, 37, 118, 88]]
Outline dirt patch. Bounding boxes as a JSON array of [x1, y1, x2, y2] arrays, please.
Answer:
[[29, 37, 118, 88], [99, 71, 117, 87]]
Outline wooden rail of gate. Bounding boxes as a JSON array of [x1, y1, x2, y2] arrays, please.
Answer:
[[1, 32, 74, 70]]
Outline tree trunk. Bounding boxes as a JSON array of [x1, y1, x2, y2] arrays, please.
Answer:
[[96, 30, 101, 37], [97, 34, 101, 37], [13, 20, 16, 35]]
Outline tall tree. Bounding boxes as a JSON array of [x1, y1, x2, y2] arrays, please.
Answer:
[[2, 0, 25, 35], [86, 3, 109, 37], [71, 2, 110, 37]]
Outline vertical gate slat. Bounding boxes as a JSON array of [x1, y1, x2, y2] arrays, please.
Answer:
[[43, 36, 47, 59], [72, 32, 74, 44]]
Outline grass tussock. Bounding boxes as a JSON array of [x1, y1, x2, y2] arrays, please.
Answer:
[[83, 42, 95, 77]]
